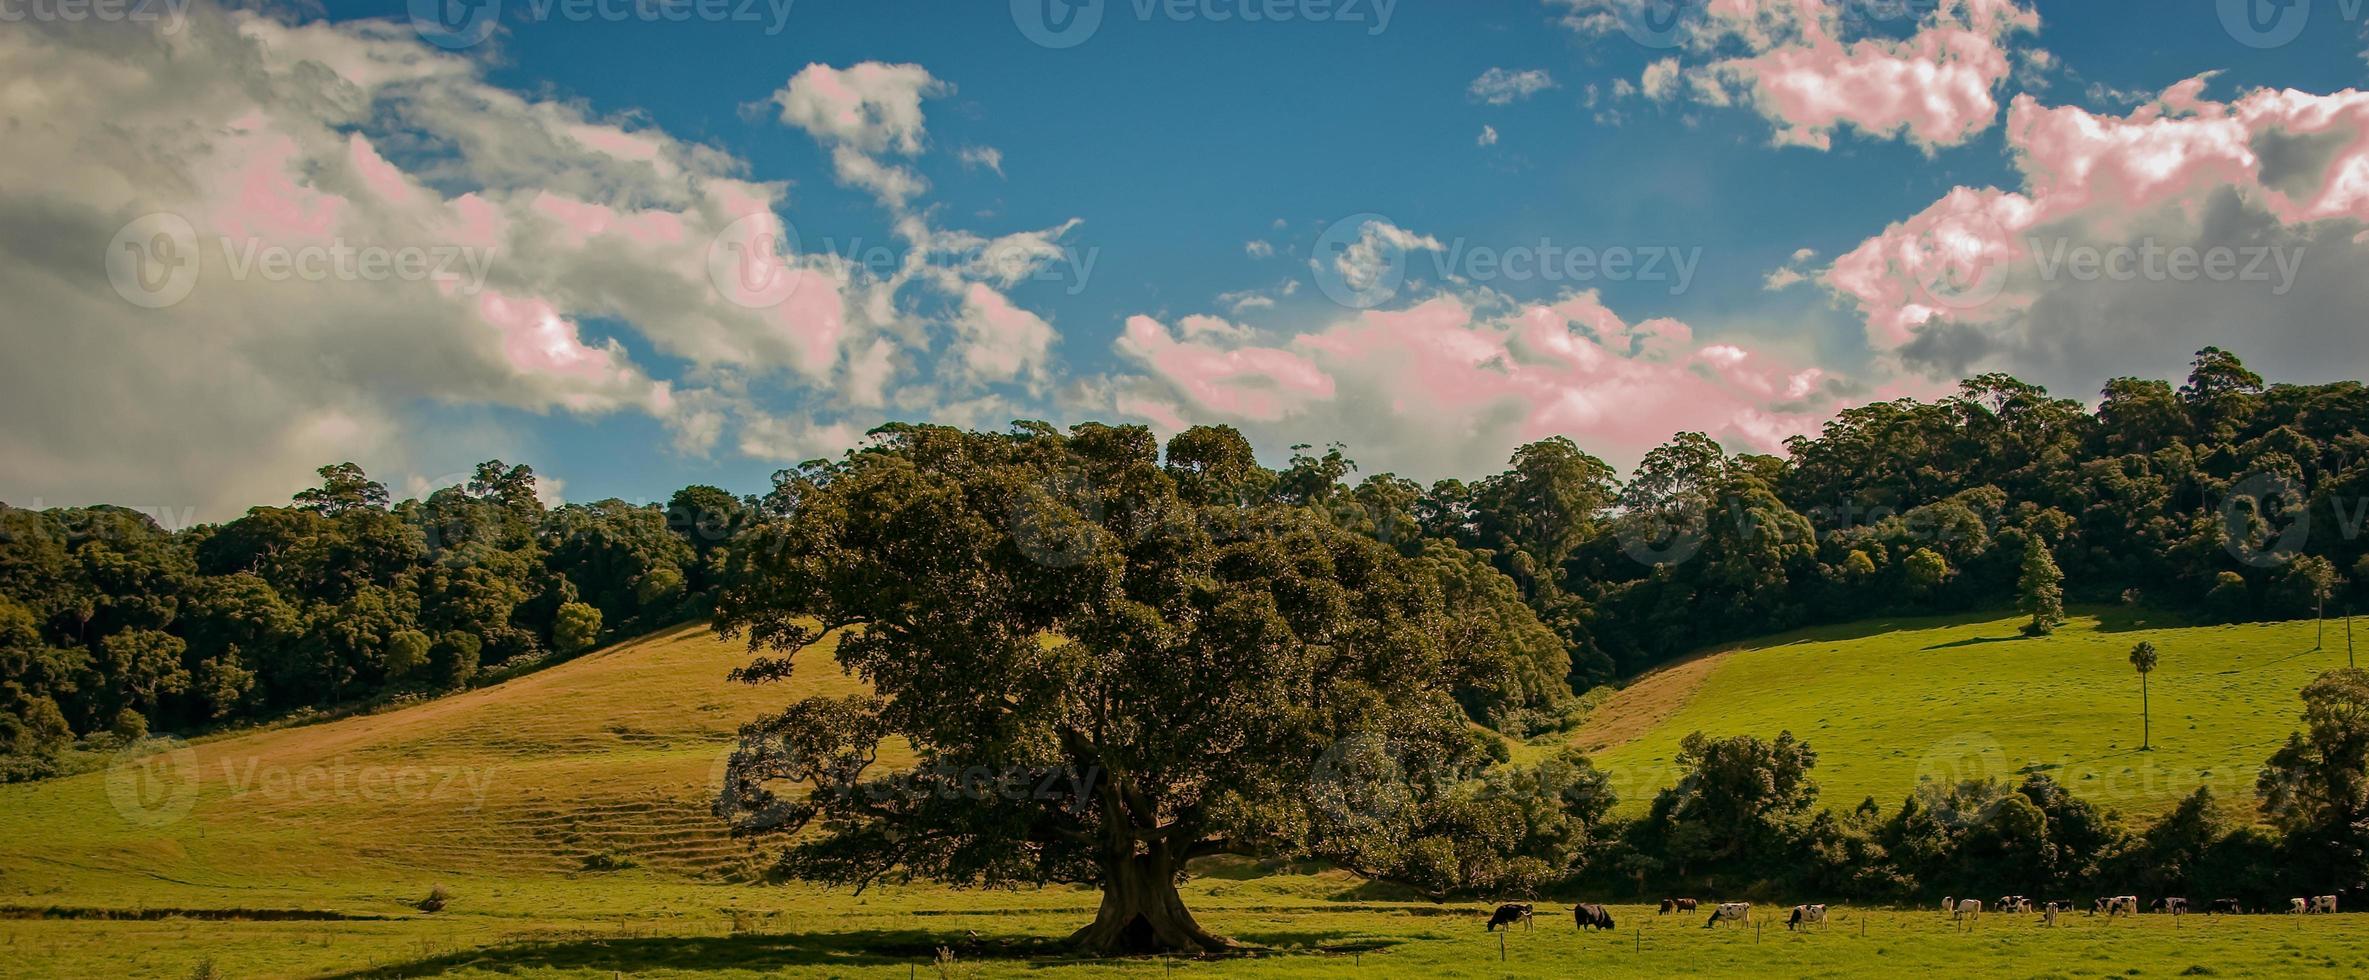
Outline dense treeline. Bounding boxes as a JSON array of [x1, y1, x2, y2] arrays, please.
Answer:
[[5, 346, 2364, 783], [0, 461, 754, 777], [1429, 665, 2369, 907]]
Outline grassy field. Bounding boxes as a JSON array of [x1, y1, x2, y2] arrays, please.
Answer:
[[1552, 607, 2355, 820], [3, 613, 2363, 978]]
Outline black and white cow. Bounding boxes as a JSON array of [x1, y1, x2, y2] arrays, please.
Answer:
[[1949, 898, 1981, 921], [2290, 897, 2311, 914], [1787, 904, 1826, 930], [2093, 895, 2137, 917], [2151, 897, 2188, 915], [1998, 895, 2031, 913], [1573, 903, 1616, 931], [1485, 903, 1534, 931], [1705, 902, 1750, 928], [2209, 898, 2244, 915], [2311, 895, 2339, 914]]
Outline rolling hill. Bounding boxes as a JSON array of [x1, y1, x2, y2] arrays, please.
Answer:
[[1554, 608, 2354, 820]]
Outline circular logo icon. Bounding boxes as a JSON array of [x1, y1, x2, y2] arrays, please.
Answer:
[[705, 212, 804, 310], [1012, 0, 1104, 49], [1311, 213, 1418, 310], [409, 0, 503, 50], [106, 735, 200, 828], [1616, 0, 1704, 50], [1913, 733, 2013, 827], [106, 212, 200, 309], [1616, 502, 1710, 568], [2218, 0, 2310, 49], [1006, 469, 1104, 568], [2220, 471, 2311, 568], [1916, 204, 2011, 314]]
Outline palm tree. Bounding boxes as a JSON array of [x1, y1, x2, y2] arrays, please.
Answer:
[[2129, 641, 2160, 751]]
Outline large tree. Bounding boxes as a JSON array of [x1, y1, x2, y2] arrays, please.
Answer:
[[713, 423, 1501, 955]]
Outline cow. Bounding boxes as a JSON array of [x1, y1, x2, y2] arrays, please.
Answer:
[[1997, 895, 2031, 913], [2151, 897, 2188, 915], [1658, 897, 1697, 915], [1573, 904, 1616, 931], [2209, 899, 2244, 915], [1485, 903, 1533, 931], [2095, 896, 2137, 917], [1951, 898, 1982, 922], [2311, 895, 2339, 914], [1705, 902, 1750, 929], [1787, 904, 1826, 931], [2290, 897, 2310, 914]]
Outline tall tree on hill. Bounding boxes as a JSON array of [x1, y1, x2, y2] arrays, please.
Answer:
[[2129, 641, 2160, 751], [713, 423, 1507, 955], [2018, 536, 2065, 637]]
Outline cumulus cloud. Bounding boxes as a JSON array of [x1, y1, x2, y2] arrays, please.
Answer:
[[1478, 124, 1501, 146], [1822, 75, 2369, 391], [1109, 291, 1859, 477], [1568, 0, 2042, 151], [0, 9, 1067, 516], [1470, 67, 1558, 105], [769, 62, 950, 207]]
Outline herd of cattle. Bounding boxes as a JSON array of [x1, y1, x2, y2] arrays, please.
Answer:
[[1482, 894, 2342, 933]]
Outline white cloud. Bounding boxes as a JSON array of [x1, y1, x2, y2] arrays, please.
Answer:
[[1478, 124, 1501, 146], [1469, 67, 1558, 105]]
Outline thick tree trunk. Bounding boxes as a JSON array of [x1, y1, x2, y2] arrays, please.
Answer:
[[1067, 851, 1235, 956]]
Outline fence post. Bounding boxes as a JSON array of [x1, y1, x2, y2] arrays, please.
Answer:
[[1500, 929, 1507, 961]]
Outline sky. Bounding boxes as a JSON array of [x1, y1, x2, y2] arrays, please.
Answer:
[[10, 0, 2369, 521]]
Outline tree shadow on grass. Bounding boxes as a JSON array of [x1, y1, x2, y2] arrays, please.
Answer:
[[1923, 634, 2025, 651], [325, 928, 1365, 977], [321, 930, 1079, 978]]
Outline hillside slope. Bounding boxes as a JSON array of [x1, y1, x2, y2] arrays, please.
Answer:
[[1569, 609, 2351, 819], [0, 622, 905, 911]]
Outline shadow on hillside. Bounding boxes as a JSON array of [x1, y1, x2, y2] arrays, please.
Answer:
[[323, 930, 1078, 977], [1923, 634, 2023, 651]]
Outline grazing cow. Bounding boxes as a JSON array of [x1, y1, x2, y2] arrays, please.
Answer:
[[1705, 903, 1750, 929], [1485, 903, 1533, 931], [2311, 895, 2339, 914], [2209, 899, 2243, 915], [1787, 904, 1827, 931], [1573, 904, 1616, 931], [2089, 896, 2136, 917], [1658, 897, 1696, 914], [1951, 898, 1982, 922], [1997, 895, 2031, 913], [1659, 898, 1673, 915], [2290, 897, 2310, 914], [2151, 897, 2188, 915]]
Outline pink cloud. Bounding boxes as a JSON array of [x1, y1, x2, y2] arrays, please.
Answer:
[[1659, 0, 2040, 150], [1828, 78, 2369, 348], [1116, 315, 1336, 421], [1117, 294, 1853, 471]]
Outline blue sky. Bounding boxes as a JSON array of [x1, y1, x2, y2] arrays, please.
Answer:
[[10, 0, 2369, 518]]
